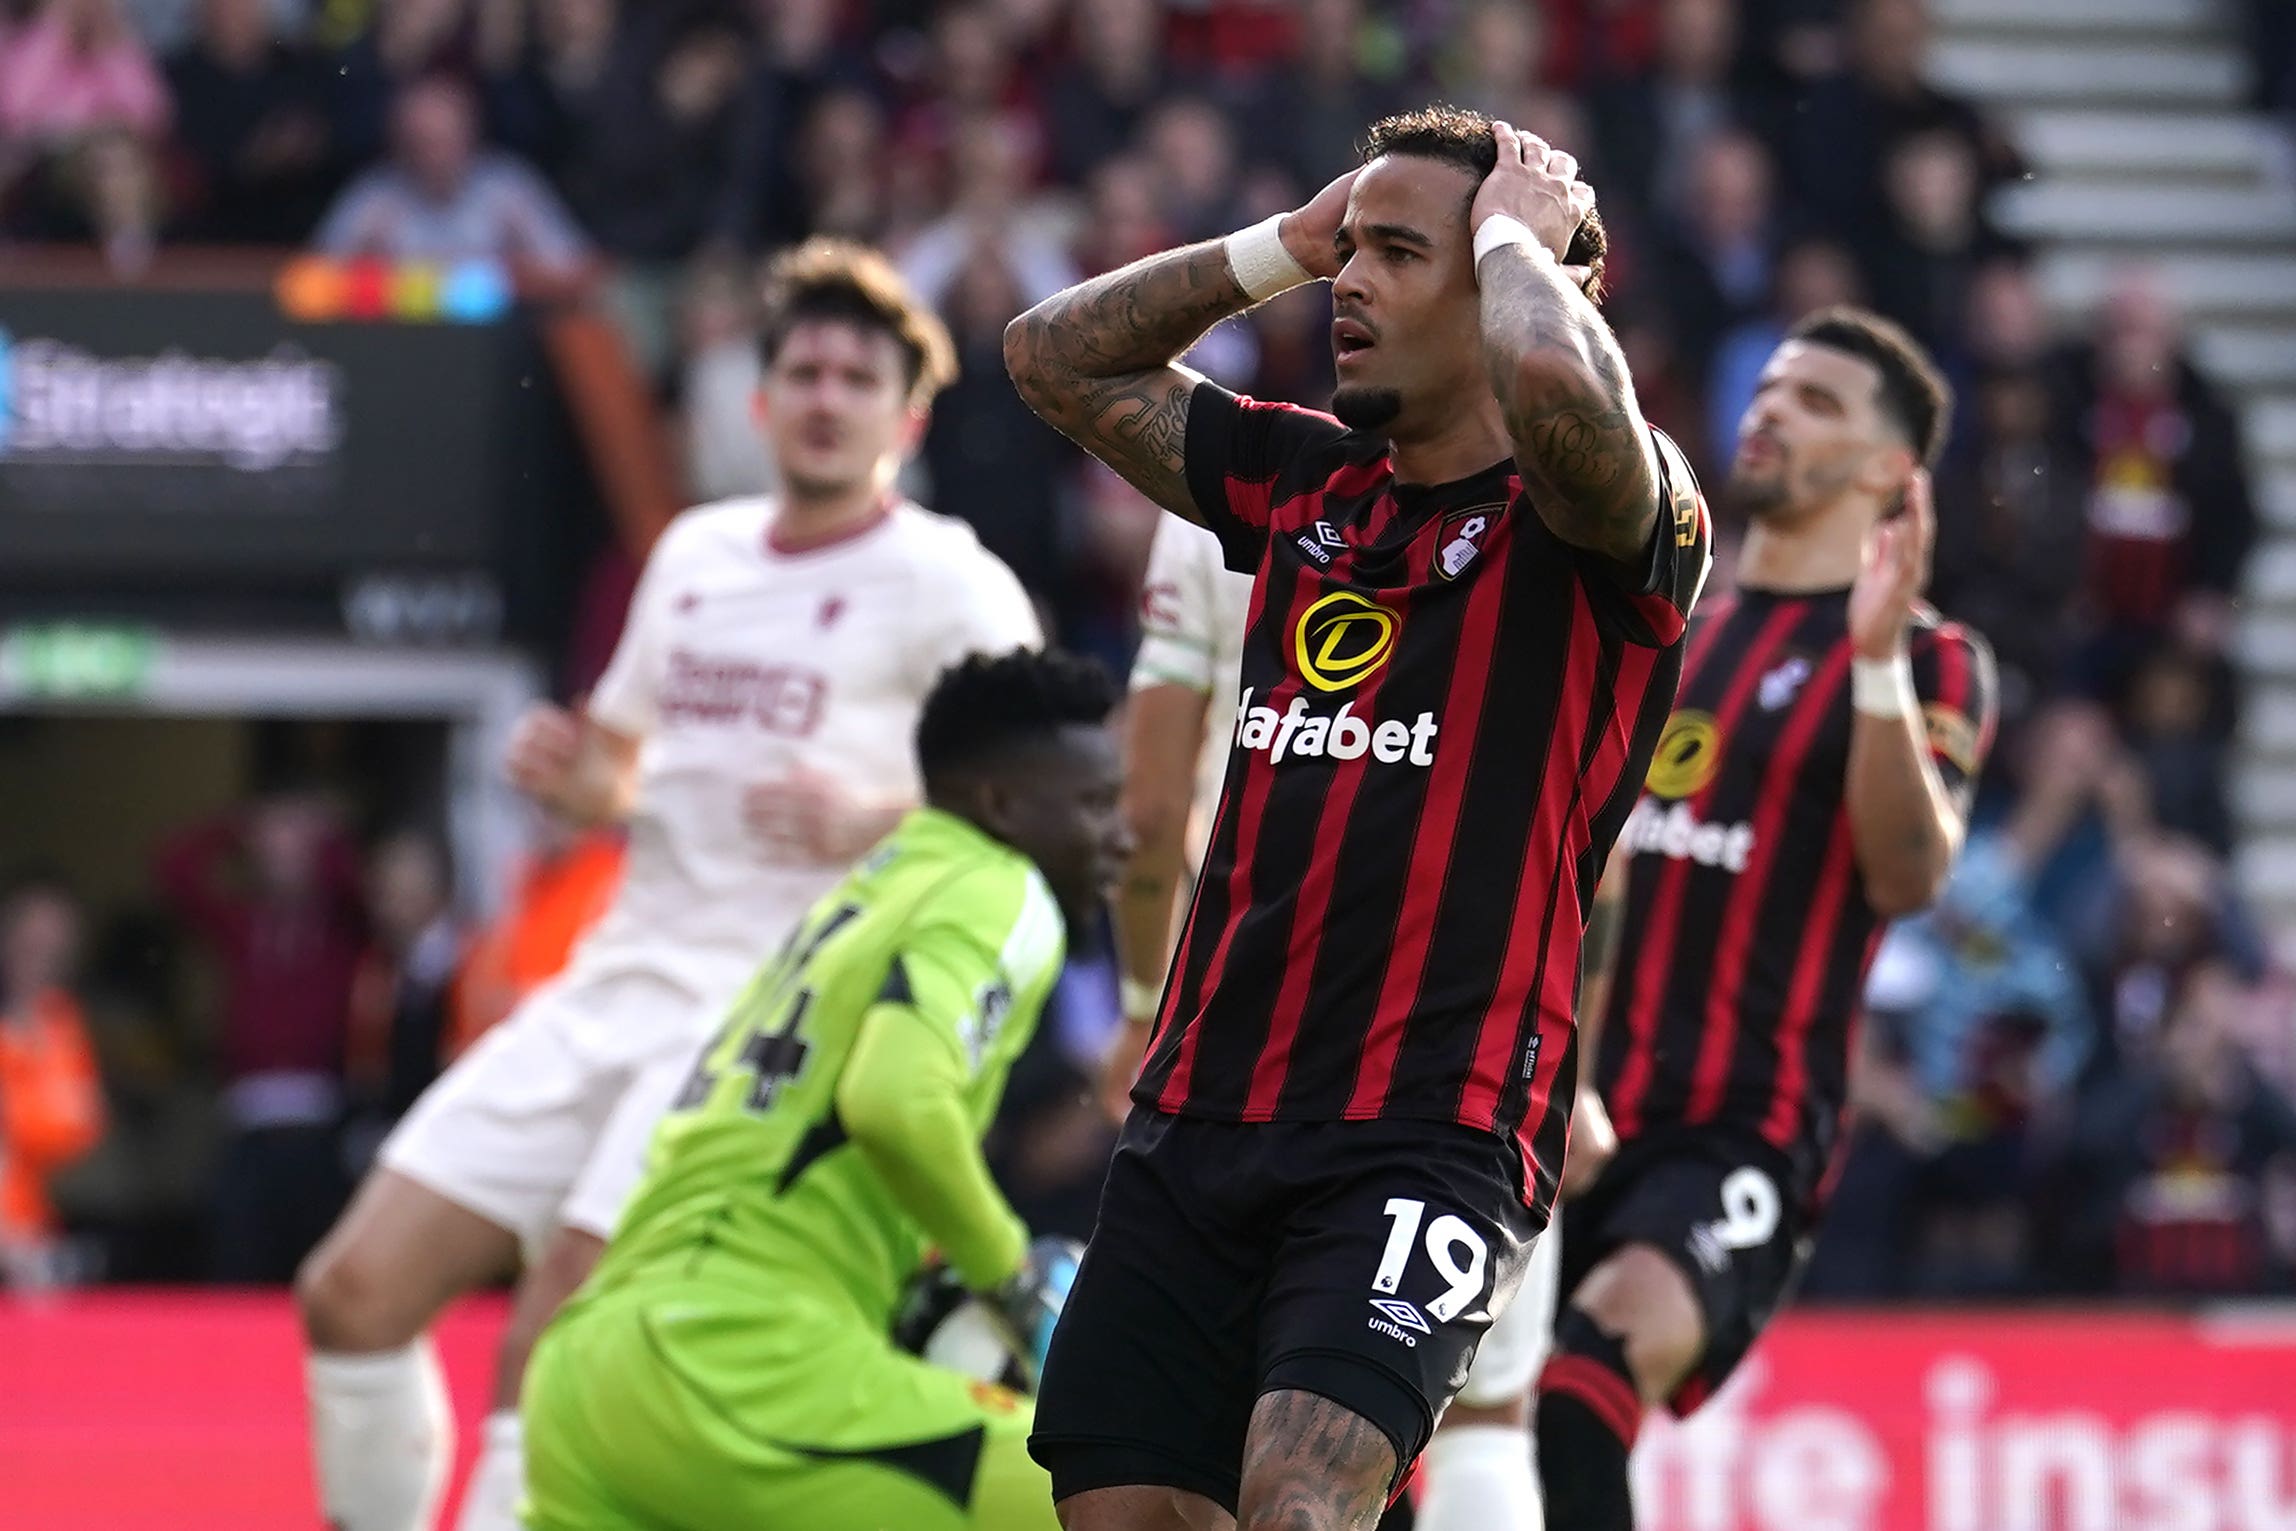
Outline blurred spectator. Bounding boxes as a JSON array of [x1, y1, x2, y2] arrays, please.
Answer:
[[344, 831, 461, 1149], [1858, 126, 2013, 360], [2121, 642, 2238, 854], [0, 875, 107, 1288], [2050, 268, 2259, 673], [545, 11, 762, 264], [314, 72, 590, 274], [1783, 0, 2016, 234], [741, 0, 876, 247], [1812, 805, 2092, 1299], [1932, 356, 2089, 735], [922, 238, 1079, 610], [1643, 126, 1779, 380], [155, 792, 364, 1283], [1072, 150, 1172, 276], [898, 109, 1079, 309], [2052, 957, 2296, 1295], [676, 255, 774, 501], [164, 0, 340, 242], [2241, 0, 2296, 123], [1239, 0, 1409, 194], [1587, 0, 1742, 220], [1042, 0, 1174, 187], [483, 0, 618, 179], [1137, 93, 1242, 243], [322, 0, 474, 170], [447, 815, 623, 1061], [893, 1, 1039, 179], [1706, 235, 1863, 470], [783, 84, 889, 245], [0, 0, 170, 145], [1437, 0, 1553, 128]]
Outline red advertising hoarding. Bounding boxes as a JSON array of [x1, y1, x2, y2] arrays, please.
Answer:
[[2, 1295, 2292, 1530]]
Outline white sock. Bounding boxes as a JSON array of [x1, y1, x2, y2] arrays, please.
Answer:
[[307, 1341, 454, 1531], [452, 1411, 526, 1531], [1416, 1421, 1542, 1531]]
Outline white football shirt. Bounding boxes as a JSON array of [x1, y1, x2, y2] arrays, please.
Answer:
[[579, 496, 1042, 1001], [1129, 515, 1253, 870]]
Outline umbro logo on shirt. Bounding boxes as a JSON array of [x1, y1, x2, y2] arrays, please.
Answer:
[[1296, 521, 1346, 566]]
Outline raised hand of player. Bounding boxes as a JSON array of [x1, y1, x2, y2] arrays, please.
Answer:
[[1471, 121, 1596, 262], [743, 767, 878, 866], [1848, 468, 1936, 660], [504, 702, 581, 802], [1276, 168, 1360, 281]]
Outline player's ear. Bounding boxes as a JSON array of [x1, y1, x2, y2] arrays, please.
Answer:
[[1857, 441, 1916, 507]]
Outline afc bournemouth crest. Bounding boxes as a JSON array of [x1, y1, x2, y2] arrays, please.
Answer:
[[1434, 504, 1502, 580]]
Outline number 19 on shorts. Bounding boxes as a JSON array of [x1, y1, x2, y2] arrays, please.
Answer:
[[1366, 1197, 1490, 1346]]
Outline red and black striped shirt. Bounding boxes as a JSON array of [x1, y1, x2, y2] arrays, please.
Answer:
[[1600, 588, 1999, 1199], [1135, 383, 1712, 1216]]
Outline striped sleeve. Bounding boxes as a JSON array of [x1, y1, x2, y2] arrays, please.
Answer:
[[1909, 618, 2000, 802], [1576, 427, 1713, 649], [1181, 382, 1351, 574]]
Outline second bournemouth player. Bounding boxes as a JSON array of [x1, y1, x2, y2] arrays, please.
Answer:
[[1008, 106, 1711, 1531], [1534, 311, 1998, 1529]]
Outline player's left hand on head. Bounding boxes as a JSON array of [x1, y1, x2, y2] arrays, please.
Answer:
[[1471, 120, 1597, 262], [1848, 467, 1936, 660]]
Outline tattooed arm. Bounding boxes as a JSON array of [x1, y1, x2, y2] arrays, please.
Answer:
[[1003, 170, 1358, 521], [1471, 123, 1660, 565]]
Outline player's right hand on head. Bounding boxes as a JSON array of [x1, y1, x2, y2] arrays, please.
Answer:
[[1278, 168, 1360, 282], [504, 703, 580, 801]]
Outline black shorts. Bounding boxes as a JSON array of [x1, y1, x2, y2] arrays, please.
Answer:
[[1558, 1127, 1813, 1415], [1029, 1110, 1543, 1514]]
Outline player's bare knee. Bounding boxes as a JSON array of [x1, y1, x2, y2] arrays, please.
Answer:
[[1568, 1245, 1704, 1403], [296, 1234, 415, 1352]]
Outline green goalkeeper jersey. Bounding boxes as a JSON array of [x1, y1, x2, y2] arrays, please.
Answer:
[[571, 806, 1068, 1351]]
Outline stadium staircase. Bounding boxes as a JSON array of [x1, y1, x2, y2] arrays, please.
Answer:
[[1928, 0, 2296, 933]]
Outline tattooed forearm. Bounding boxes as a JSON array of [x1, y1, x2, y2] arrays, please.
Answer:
[[1004, 241, 1255, 517], [1240, 1389, 1398, 1531], [1478, 251, 1659, 563]]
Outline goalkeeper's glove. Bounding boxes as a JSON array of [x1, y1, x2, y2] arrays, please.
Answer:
[[989, 1235, 1084, 1388]]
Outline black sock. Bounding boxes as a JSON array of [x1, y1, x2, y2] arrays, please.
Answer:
[[1535, 1312, 1641, 1531]]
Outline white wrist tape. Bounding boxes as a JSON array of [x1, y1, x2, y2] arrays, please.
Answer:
[[1225, 215, 1312, 302], [1851, 653, 1919, 718], [1472, 214, 1553, 277], [1120, 976, 1163, 1021]]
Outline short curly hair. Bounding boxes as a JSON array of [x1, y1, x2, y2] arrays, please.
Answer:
[[916, 648, 1119, 789], [758, 238, 960, 409], [1361, 104, 1608, 302]]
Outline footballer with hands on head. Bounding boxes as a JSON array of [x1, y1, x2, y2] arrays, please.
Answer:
[[1009, 105, 1710, 1531]]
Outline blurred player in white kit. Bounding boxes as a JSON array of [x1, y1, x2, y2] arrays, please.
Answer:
[[1108, 514, 1620, 1531], [294, 239, 1041, 1531]]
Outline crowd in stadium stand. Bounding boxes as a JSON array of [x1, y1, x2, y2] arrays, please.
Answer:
[[2, 0, 2293, 1300]]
